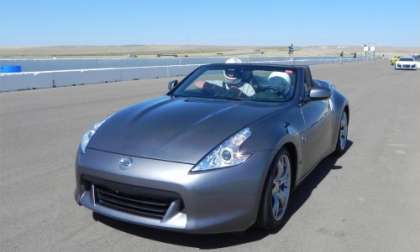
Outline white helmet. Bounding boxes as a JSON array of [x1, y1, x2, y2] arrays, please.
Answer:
[[268, 72, 291, 83], [224, 57, 242, 85], [268, 71, 291, 94], [225, 57, 242, 64]]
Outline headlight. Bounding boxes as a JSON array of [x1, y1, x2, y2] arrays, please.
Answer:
[[191, 128, 252, 172], [80, 117, 109, 154]]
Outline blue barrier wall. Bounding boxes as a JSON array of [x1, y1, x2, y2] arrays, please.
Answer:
[[0, 65, 22, 73]]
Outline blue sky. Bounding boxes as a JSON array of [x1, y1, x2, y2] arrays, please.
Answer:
[[2, 0, 419, 47]]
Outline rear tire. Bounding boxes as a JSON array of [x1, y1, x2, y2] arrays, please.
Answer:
[[334, 111, 349, 156], [256, 148, 292, 231]]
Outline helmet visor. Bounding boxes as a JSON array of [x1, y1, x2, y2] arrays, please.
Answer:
[[224, 68, 240, 79]]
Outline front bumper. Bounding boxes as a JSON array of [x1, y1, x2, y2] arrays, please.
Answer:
[[75, 148, 273, 233], [395, 64, 417, 70]]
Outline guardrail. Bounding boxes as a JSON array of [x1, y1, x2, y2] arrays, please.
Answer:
[[0, 64, 201, 92], [0, 57, 363, 92]]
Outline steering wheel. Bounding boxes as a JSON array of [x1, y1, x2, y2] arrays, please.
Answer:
[[226, 86, 247, 98]]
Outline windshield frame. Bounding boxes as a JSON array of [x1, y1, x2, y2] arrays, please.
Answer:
[[169, 64, 298, 103]]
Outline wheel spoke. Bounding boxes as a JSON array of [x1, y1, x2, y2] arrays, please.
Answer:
[[272, 194, 280, 217], [272, 191, 286, 218], [276, 160, 284, 178], [278, 189, 288, 207], [279, 172, 289, 185], [271, 153, 291, 221], [339, 114, 348, 150], [272, 184, 279, 194]]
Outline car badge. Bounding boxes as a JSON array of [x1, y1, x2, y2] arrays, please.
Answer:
[[119, 157, 133, 170]]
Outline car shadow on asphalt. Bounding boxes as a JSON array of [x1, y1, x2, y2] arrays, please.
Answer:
[[94, 140, 353, 249]]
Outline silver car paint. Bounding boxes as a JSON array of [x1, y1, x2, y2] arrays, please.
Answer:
[[75, 148, 276, 233], [75, 65, 349, 233], [88, 96, 282, 164]]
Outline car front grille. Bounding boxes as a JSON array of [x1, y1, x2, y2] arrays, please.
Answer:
[[82, 176, 181, 220], [94, 185, 172, 219]]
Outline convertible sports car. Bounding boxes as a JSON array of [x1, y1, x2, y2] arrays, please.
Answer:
[[75, 61, 349, 233]]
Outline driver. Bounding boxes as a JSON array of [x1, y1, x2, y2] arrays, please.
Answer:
[[195, 57, 256, 97]]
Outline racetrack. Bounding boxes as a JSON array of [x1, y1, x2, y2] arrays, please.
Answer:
[[1, 61, 420, 251]]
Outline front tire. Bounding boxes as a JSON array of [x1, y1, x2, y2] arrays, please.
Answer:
[[256, 148, 292, 231], [334, 111, 349, 155]]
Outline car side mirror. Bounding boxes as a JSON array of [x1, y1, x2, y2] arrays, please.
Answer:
[[168, 80, 178, 90], [309, 87, 331, 100]]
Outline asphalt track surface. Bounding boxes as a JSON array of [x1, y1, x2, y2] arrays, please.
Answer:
[[1, 61, 419, 251]]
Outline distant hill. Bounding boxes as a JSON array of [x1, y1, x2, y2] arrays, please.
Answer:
[[0, 45, 418, 58]]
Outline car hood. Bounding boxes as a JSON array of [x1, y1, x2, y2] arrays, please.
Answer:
[[89, 96, 280, 164], [396, 61, 415, 64]]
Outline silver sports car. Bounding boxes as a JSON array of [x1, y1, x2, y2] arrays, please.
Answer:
[[75, 62, 349, 234]]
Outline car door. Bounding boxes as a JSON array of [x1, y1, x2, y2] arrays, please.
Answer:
[[299, 69, 332, 176]]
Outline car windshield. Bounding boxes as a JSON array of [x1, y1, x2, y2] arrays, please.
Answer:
[[172, 65, 297, 102], [400, 58, 414, 62]]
